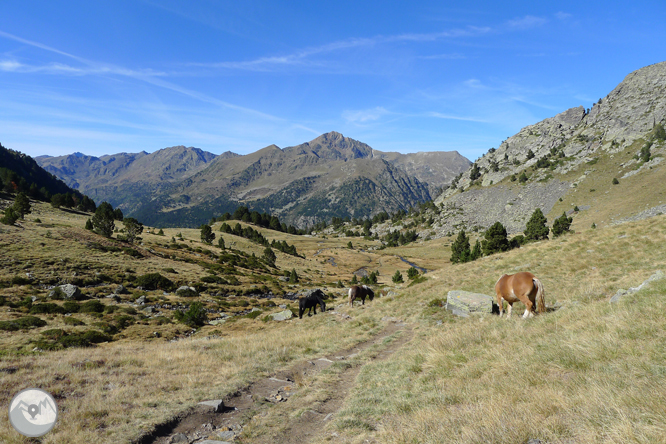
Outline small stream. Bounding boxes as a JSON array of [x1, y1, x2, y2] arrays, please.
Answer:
[[397, 256, 428, 274]]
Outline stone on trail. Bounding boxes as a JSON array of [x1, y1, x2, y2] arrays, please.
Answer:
[[197, 399, 225, 413], [445, 290, 495, 316]]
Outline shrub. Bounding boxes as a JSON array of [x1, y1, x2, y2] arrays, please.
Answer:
[[428, 299, 444, 307], [63, 301, 80, 313], [134, 273, 175, 291], [63, 317, 85, 326], [176, 287, 198, 297], [174, 302, 208, 327], [612, 178, 619, 185], [392, 270, 404, 284], [518, 172, 528, 183], [245, 309, 263, 319], [58, 330, 112, 348], [1, 207, 19, 225], [41, 329, 67, 340], [80, 300, 105, 313], [0, 316, 47, 331], [30, 303, 66, 314], [114, 315, 135, 330]]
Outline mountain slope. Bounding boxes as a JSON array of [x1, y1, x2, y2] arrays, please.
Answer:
[[433, 61, 666, 235]]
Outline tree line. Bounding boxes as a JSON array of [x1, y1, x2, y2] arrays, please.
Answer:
[[450, 208, 573, 263]]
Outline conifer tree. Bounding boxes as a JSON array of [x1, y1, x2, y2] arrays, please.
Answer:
[[92, 202, 115, 237], [12, 192, 31, 219], [200, 224, 215, 245], [524, 208, 549, 242], [482, 222, 510, 256], [392, 270, 404, 283], [552, 212, 573, 237], [470, 239, 482, 260], [450, 230, 471, 263]]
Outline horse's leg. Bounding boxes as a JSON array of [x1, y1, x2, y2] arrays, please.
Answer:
[[506, 302, 513, 318], [496, 293, 504, 317], [517, 293, 533, 318]]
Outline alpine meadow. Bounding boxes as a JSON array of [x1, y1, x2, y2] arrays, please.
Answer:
[[1, 3, 666, 443]]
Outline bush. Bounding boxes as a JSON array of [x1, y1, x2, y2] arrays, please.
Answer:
[[134, 273, 175, 291], [428, 298, 444, 307], [30, 303, 66, 315], [41, 329, 67, 340], [174, 302, 208, 327], [245, 309, 263, 319], [80, 300, 105, 313], [612, 178, 619, 185], [10, 276, 32, 286], [0, 316, 47, 331], [407, 267, 420, 280], [58, 330, 112, 348], [392, 270, 404, 284], [63, 301, 80, 313], [176, 287, 198, 297], [63, 317, 85, 326], [114, 315, 135, 330]]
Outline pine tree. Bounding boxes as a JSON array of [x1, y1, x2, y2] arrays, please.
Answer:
[[12, 192, 31, 219], [482, 222, 510, 256], [218, 237, 225, 250], [351, 275, 358, 285], [85, 219, 93, 230], [450, 230, 471, 263], [92, 202, 115, 237], [392, 270, 404, 283], [200, 224, 215, 244], [290, 268, 299, 283], [524, 208, 549, 242], [470, 239, 482, 260], [122, 217, 144, 244], [1, 207, 19, 225], [263, 247, 276, 267], [552, 212, 573, 237], [407, 267, 419, 280]]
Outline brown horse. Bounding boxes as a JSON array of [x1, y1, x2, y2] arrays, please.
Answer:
[[495, 272, 546, 318], [348, 285, 375, 307]]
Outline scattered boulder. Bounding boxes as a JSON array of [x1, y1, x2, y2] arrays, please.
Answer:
[[176, 286, 199, 297], [114, 285, 129, 295], [135, 296, 146, 305], [167, 433, 189, 444], [610, 271, 664, 303], [445, 290, 495, 317], [271, 310, 293, 321], [48, 284, 83, 300]]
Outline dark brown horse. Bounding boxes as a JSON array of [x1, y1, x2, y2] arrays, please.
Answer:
[[495, 272, 546, 318], [298, 290, 326, 319], [348, 285, 375, 307]]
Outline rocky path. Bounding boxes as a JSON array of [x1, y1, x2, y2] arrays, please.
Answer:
[[139, 319, 412, 444]]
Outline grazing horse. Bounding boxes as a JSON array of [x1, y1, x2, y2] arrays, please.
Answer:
[[298, 290, 326, 319], [348, 285, 375, 307], [495, 272, 546, 318]]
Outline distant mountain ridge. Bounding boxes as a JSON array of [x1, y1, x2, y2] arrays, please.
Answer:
[[36, 133, 470, 227]]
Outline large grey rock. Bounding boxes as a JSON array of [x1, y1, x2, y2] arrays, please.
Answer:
[[48, 284, 83, 300], [271, 310, 293, 321], [114, 285, 129, 295], [198, 399, 225, 413], [446, 290, 495, 316]]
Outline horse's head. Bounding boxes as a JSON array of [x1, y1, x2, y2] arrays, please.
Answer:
[[319, 297, 326, 313], [368, 288, 375, 301]]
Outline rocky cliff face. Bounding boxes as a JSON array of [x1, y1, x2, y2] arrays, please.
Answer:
[[433, 61, 666, 235]]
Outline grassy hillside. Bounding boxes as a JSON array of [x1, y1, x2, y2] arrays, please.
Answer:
[[1, 199, 665, 443]]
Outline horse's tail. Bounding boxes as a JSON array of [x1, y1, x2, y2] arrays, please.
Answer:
[[348, 287, 353, 306], [533, 278, 546, 313]]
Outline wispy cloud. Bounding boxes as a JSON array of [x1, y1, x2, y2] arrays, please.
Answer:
[[555, 12, 572, 20], [0, 30, 282, 121], [505, 15, 548, 29], [426, 112, 488, 123], [342, 107, 391, 124], [419, 53, 467, 60]]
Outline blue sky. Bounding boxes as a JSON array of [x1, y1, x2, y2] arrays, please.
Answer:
[[1, 1, 664, 161]]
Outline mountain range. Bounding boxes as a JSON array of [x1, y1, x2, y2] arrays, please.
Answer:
[[36, 133, 470, 227]]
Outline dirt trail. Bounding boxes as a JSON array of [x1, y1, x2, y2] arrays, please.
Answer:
[[140, 319, 412, 444]]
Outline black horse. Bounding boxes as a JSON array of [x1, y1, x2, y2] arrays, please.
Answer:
[[298, 289, 327, 319], [348, 285, 375, 307]]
